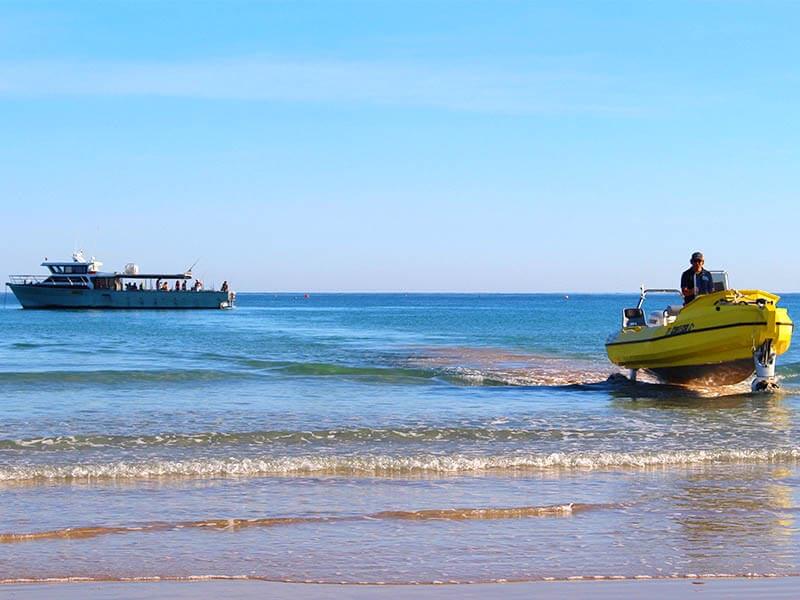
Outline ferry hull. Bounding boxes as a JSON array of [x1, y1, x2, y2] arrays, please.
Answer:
[[8, 285, 233, 309]]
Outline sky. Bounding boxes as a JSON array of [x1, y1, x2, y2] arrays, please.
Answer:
[[1, 1, 798, 292]]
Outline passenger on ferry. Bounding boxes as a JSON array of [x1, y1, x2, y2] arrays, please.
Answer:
[[175, 280, 181, 291], [221, 281, 229, 292], [181, 280, 187, 291]]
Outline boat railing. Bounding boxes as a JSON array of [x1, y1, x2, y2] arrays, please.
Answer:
[[8, 275, 48, 285], [636, 287, 682, 309], [8, 275, 83, 286]]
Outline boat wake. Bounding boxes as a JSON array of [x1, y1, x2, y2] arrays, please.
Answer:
[[405, 346, 612, 387], [403, 346, 780, 397]]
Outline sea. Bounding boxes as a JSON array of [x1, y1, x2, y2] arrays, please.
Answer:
[[2, 292, 800, 584]]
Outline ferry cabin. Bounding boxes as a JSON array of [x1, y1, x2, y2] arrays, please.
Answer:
[[7, 254, 234, 309], [37, 260, 194, 292]]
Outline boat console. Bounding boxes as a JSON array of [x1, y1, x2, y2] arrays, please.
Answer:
[[621, 271, 730, 330]]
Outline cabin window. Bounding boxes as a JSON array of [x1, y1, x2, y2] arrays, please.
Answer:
[[64, 265, 88, 274], [94, 277, 114, 289]]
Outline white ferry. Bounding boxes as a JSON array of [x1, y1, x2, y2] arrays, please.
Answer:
[[6, 252, 234, 309]]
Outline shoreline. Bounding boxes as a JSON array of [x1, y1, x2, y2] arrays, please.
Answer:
[[3, 572, 798, 584], [2, 577, 799, 599]]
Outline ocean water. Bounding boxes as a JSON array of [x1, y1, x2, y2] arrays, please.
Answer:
[[2, 292, 800, 584]]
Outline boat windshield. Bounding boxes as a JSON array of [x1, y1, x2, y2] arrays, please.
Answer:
[[709, 270, 729, 292]]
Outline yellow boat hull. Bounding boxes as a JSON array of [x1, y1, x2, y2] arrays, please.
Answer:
[[606, 290, 793, 386]]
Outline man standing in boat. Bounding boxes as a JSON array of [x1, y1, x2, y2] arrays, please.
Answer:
[[681, 251, 714, 305]]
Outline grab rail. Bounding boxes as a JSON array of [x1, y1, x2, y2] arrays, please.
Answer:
[[635, 287, 682, 309], [8, 275, 83, 286]]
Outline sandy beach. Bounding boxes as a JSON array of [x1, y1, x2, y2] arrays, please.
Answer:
[[3, 578, 800, 599]]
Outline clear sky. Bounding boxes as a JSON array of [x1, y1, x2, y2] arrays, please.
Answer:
[[1, 1, 798, 292]]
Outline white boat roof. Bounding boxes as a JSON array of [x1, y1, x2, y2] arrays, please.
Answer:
[[41, 253, 192, 279], [108, 272, 193, 280], [42, 261, 93, 266]]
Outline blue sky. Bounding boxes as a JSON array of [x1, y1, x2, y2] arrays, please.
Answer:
[[1, 1, 798, 291]]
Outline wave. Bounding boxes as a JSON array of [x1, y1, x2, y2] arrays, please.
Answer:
[[777, 361, 800, 383], [438, 366, 610, 387], [0, 368, 250, 385], [2, 448, 799, 482], [0, 426, 633, 451], [2, 342, 619, 388], [0, 362, 439, 386], [7, 349, 793, 390], [0, 503, 581, 544], [0, 571, 800, 584], [9, 342, 40, 349], [277, 363, 435, 380], [372, 504, 583, 520], [1, 572, 797, 585], [406, 347, 614, 386]]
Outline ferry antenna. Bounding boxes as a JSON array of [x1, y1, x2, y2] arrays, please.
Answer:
[[186, 258, 200, 276]]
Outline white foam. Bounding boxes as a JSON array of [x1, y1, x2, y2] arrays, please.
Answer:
[[2, 447, 799, 483]]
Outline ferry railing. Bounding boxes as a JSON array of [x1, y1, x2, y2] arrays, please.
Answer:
[[8, 275, 83, 286], [8, 275, 48, 285]]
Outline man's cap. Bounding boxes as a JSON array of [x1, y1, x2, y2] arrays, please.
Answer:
[[691, 251, 704, 261]]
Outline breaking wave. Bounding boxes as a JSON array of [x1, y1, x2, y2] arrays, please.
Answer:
[[777, 361, 800, 383], [0, 362, 613, 388], [0, 426, 636, 451], [1, 572, 798, 585], [2, 448, 800, 483]]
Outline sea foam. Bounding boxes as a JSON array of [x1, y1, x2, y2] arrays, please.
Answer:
[[2, 447, 799, 483]]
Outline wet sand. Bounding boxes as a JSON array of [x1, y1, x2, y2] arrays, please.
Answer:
[[0, 578, 798, 599]]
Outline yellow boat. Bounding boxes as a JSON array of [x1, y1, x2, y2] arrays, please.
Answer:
[[606, 273, 793, 391]]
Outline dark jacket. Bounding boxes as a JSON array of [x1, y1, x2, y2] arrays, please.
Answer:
[[681, 267, 714, 304]]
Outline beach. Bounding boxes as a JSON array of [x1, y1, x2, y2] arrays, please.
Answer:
[[3, 0, 799, 595], [2, 293, 800, 589], [4, 578, 800, 599]]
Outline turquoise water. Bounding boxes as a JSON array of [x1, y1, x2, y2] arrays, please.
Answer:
[[2, 293, 800, 583]]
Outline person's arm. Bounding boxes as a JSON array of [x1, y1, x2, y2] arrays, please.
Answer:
[[681, 271, 693, 299]]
